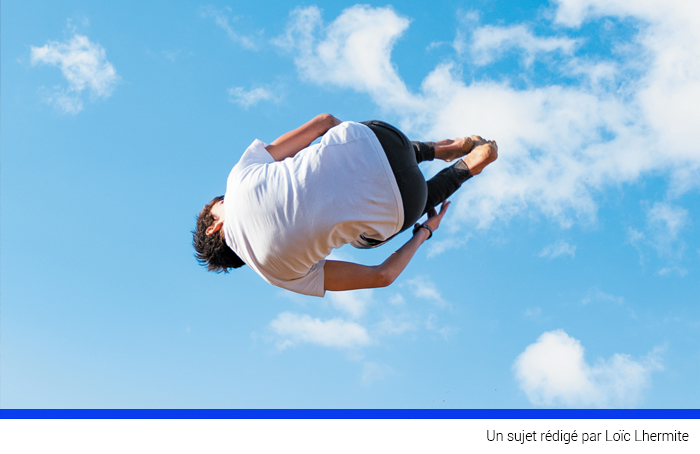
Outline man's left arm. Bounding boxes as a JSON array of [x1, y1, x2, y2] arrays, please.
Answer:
[[324, 202, 451, 291], [265, 114, 341, 161]]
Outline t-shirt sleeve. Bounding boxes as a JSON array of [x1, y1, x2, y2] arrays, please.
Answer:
[[236, 139, 274, 170], [273, 260, 326, 297]]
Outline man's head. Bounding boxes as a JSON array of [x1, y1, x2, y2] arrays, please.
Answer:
[[192, 195, 245, 272]]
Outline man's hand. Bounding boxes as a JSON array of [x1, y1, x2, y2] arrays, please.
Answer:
[[315, 113, 341, 134], [415, 201, 450, 237]]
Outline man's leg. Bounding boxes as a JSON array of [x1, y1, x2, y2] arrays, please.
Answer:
[[411, 141, 435, 163], [423, 137, 498, 214]]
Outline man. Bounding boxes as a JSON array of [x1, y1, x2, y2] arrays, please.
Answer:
[[193, 114, 497, 297]]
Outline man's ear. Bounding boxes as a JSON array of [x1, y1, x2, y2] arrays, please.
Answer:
[[206, 220, 224, 236]]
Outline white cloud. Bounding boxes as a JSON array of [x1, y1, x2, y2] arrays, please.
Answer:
[[629, 202, 690, 261], [513, 330, 662, 407], [425, 314, 456, 340], [626, 227, 645, 244], [327, 289, 373, 319], [276, 2, 700, 231], [658, 267, 688, 277], [38, 87, 84, 114], [647, 202, 689, 258], [228, 86, 280, 109], [273, 5, 423, 119], [30, 33, 119, 114], [269, 312, 370, 350], [563, 57, 619, 88], [374, 317, 414, 336], [200, 6, 258, 50], [539, 239, 576, 259], [426, 233, 471, 258], [405, 276, 447, 307], [552, 0, 696, 28], [470, 24, 579, 66], [581, 288, 624, 306], [626, 226, 648, 264], [582, 287, 636, 319], [388, 293, 405, 305], [647, 202, 689, 239], [554, 0, 700, 169]]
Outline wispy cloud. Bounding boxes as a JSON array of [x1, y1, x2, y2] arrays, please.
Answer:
[[200, 6, 259, 50], [628, 202, 690, 262], [30, 32, 119, 114], [388, 293, 405, 305], [539, 240, 576, 259], [426, 234, 471, 258], [582, 287, 636, 319], [405, 276, 448, 308], [647, 202, 689, 240], [470, 24, 579, 67], [658, 266, 688, 277], [513, 329, 663, 407], [327, 289, 373, 319], [581, 288, 624, 306], [425, 314, 457, 340], [269, 312, 370, 350], [374, 317, 415, 336], [227, 86, 280, 109]]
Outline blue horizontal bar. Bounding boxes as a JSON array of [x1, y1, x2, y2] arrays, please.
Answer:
[[1, 409, 698, 419]]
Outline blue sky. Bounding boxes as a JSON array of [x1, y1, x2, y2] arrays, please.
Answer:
[[2, 0, 699, 409]]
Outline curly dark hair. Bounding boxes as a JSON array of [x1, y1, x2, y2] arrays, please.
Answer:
[[192, 195, 245, 272]]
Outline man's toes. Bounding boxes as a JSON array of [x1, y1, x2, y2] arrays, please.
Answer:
[[459, 137, 474, 152], [482, 142, 498, 163], [473, 143, 498, 166]]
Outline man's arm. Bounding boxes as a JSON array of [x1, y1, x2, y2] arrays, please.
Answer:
[[265, 114, 341, 161], [324, 202, 450, 291]]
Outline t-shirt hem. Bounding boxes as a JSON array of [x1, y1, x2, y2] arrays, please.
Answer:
[[355, 122, 405, 236]]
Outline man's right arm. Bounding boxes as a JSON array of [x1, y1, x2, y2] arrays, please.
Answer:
[[265, 114, 341, 161]]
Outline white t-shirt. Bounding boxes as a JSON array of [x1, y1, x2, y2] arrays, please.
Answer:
[[223, 121, 404, 297]]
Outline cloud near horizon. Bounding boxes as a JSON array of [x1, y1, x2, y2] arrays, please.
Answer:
[[274, 1, 700, 232], [513, 329, 662, 407]]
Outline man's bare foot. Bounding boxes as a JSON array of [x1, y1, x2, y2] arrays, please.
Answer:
[[462, 139, 498, 175], [433, 137, 474, 162]]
